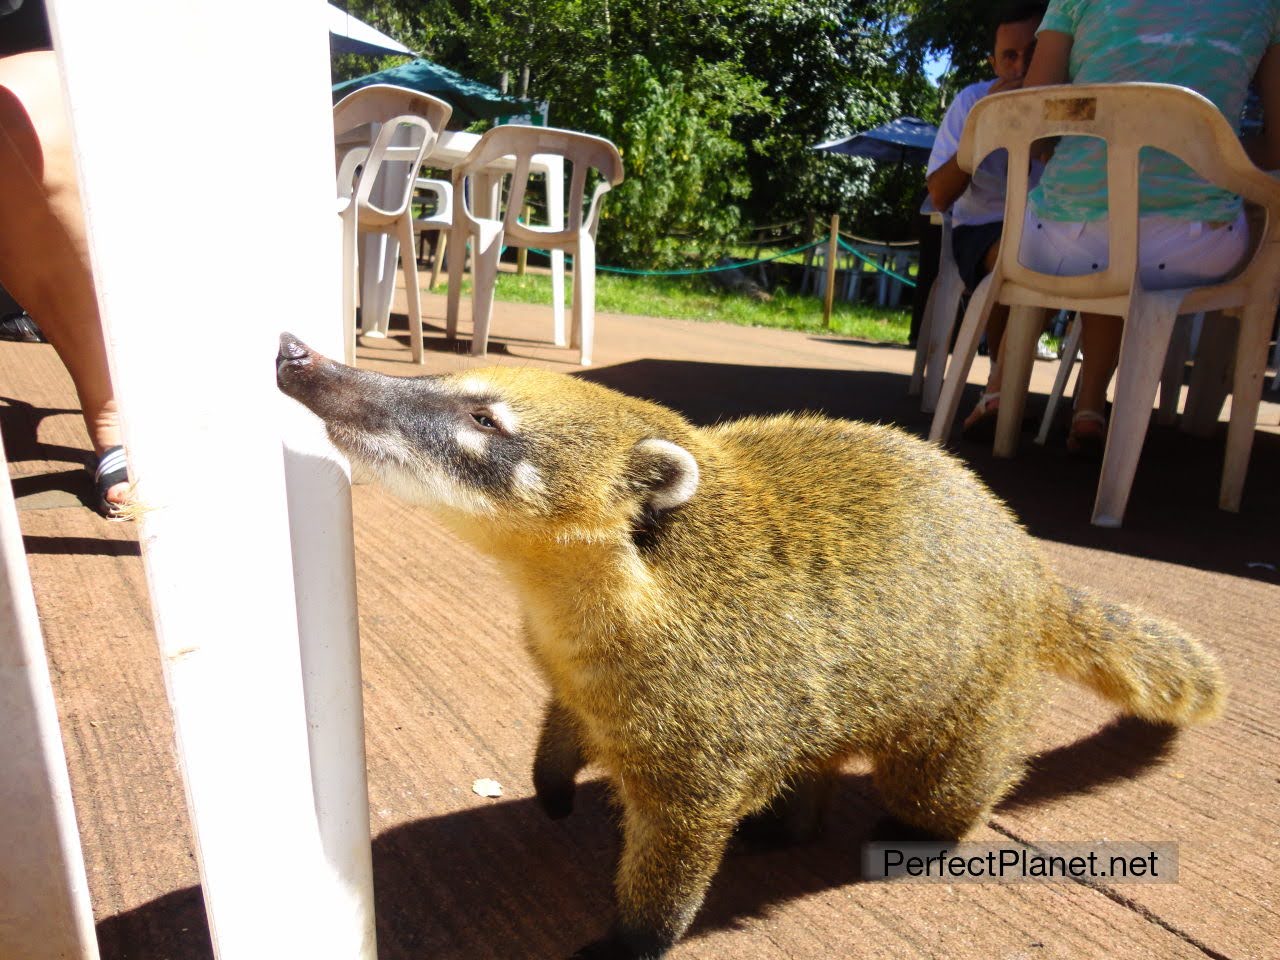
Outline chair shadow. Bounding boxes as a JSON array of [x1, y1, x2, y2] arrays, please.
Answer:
[[93, 714, 1178, 960], [360, 315, 582, 363], [573, 358, 1280, 583], [22, 533, 141, 557]]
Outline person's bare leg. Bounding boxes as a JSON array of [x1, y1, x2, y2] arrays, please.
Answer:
[[1068, 312, 1122, 452], [1076, 312, 1122, 415], [0, 51, 128, 507]]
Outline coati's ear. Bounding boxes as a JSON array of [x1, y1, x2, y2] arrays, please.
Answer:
[[628, 438, 699, 515]]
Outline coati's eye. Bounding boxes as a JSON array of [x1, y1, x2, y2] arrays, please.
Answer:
[[471, 411, 499, 431]]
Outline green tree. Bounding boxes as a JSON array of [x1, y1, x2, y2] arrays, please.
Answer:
[[332, 0, 948, 261]]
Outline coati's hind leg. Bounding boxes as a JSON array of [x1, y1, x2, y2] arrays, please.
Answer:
[[533, 697, 587, 820], [574, 792, 738, 959], [873, 705, 1029, 839], [738, 768, 834, 846]]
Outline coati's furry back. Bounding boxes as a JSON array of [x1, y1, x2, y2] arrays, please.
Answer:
[[277, 335, 1225, 958]]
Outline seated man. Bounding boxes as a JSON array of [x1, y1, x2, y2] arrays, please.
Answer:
[[926, 1, 1046, 437]]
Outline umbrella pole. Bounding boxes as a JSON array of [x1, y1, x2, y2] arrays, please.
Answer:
[[823, 213, 839, 328]]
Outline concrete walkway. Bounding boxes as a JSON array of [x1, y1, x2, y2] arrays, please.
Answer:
[[3, 286, 1278, 959]]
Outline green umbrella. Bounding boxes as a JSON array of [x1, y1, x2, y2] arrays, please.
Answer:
[[332, 58, 535, 128]]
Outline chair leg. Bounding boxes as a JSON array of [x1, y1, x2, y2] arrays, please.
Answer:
[[545, 168, 567, 347], [1091, 292, 1182, 528], [1270, 316, 1280, 393], [921, 268, 964, 413], [572, 238, 596, 366], [341, 213, 358, 366], [1035, 313, 1081, 446], [1219, 302, 1272, 512], [928, 273, 1000, 444], [470, 232, 502, 357], [429, 231, 447, 291], [551, 250, 568, 348], [446, 227, 466, 341], [907, 281, 935, 398], [1181, 310, 1237, 438], [1156, 313, 1194, 426], [993, 306, 1047, 459], [398, 217, 424, 365]]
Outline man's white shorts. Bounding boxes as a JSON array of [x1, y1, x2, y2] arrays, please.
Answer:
[[1019, 208, 1249, 290]]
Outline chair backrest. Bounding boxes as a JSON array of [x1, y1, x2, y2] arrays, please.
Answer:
[[958, 83, 1280, 299], [333, 84, 453, 140], [332, 85, 453, 219], [454, 125, 624, 244]]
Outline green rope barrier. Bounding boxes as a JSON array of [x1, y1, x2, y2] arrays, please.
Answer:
[[513, 234, 918, 286], [836, 236, 917, 288], [525, 238, 825, 277]]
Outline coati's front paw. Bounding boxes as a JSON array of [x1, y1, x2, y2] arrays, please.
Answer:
[[535, 778, 576, 819], [569, 928, 668, 959]]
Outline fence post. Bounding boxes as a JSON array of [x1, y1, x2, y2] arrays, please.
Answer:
[[823, 213, 840, 328]]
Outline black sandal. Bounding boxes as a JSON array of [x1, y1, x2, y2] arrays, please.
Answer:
[[94, 446, 130, 517], [0, 311, 47, 343]]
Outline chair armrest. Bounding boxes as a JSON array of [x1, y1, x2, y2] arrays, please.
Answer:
[[584, 181, 615, 236], [413, 178, 453, 225]]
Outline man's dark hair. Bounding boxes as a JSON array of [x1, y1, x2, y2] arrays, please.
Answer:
[[991, 1, 1047, 47]]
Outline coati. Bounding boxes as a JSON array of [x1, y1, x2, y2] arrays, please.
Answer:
[[275, 332, 1224, 959]]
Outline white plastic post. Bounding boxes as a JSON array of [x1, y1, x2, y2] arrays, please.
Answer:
[[0, 432, 99, 960], [46, 2, 375, 957]]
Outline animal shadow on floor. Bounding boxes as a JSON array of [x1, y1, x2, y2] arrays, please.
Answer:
[[94, 716, 1175, 959]]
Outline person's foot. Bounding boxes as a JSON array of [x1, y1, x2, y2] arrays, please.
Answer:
[[94, 446, 134, 518], [1066, 409, 1107, 461], [961, 391, 1000, 441], [0, 311, 47, 343]]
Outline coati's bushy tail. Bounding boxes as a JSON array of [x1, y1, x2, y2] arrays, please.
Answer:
[[1041, 584, 1225, 725]]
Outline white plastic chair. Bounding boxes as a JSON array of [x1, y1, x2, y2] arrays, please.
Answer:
[[909, 213, 966, 412], [928, 83, 1280, 527], [333, 85, 452, 365], [445, 125, 624, 366], [413, 176, 453, 292]]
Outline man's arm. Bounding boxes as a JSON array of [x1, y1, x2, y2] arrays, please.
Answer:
[[926, 76, 1025, 212], [926, 155, 972, 213], [1244, 43, 1280, 170]]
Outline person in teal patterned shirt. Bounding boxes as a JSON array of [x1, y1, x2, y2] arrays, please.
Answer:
[[1019, 0, 1280, 457]]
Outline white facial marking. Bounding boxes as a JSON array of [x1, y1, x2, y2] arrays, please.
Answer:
[[455, 426, 489, 457], [513, 460, 545, 493], [456, 376, 491, 396], [488, 401, 519, 434]]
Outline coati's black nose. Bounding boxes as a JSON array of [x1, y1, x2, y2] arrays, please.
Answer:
[[278, 332, 311, 362], [276, 333, 319, 395]]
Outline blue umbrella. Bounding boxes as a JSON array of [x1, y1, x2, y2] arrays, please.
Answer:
[[812, 117, 938, 165]]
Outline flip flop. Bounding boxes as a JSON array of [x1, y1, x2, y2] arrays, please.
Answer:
[[961, 391, 1000, 442], [94, 446, 130, 517], [0, 311, 47, 343], [1067, 410, 1107, 462]]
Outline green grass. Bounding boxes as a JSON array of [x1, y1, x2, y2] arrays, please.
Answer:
[[483, 269, 912, 345]]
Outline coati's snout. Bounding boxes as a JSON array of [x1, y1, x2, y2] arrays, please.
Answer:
[[276, 332, 347, 407], [276, 333, 702, 537]]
